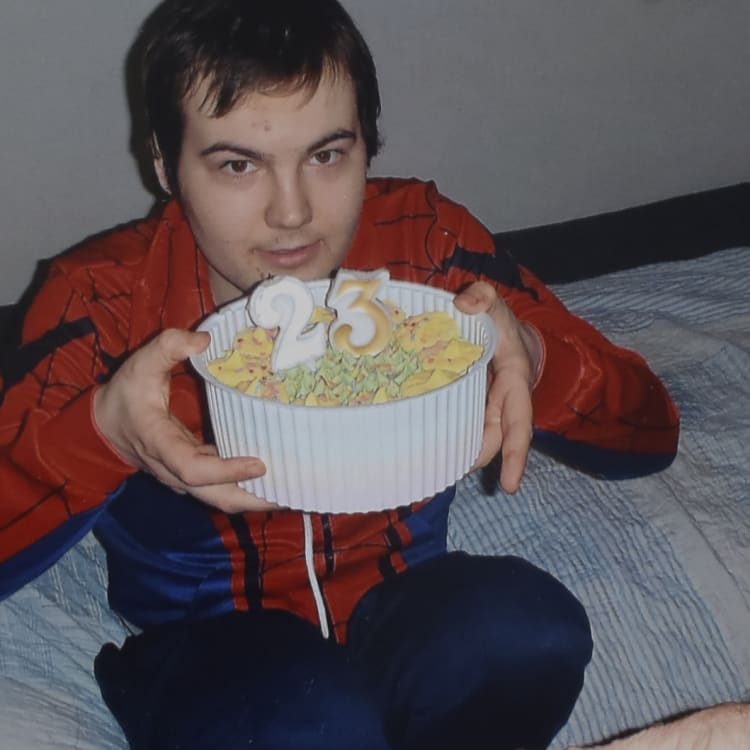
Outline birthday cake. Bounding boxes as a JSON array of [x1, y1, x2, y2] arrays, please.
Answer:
[[190, 271, 496, 513]]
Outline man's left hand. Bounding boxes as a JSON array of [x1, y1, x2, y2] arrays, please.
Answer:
[[453, 281, 541, 494]]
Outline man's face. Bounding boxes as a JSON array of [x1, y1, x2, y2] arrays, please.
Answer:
[[156, 74, 368, 305]]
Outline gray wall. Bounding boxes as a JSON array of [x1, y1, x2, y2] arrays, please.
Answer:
[[1, 1, 749, 303]]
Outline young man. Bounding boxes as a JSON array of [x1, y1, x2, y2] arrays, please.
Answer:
[[0, 1, 679, 748]]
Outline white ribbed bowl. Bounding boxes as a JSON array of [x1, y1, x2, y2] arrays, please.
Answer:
[[190, 279, 496, 513]]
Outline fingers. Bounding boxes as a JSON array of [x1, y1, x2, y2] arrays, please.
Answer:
[[473, 378, 532, 494], [452, 281, 499, 315], [139, 328, 211, 376], [92, 327, 282, 514], [135, 423, 277, 513], [151, 421, 265, 488], [95, 329, 211, 445], [192, 482, 280, 514], [456, 283, 534, 492], [497, 412, 532, 494], [94, 327, 278, 513], [154, 463, 278, 513], [473, 408, 502, 472]]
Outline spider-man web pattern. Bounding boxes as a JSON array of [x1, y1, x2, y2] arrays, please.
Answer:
[[0, 178, 679, 641]]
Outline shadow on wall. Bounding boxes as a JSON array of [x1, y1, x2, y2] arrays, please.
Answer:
[[124, 7, 163, 201]]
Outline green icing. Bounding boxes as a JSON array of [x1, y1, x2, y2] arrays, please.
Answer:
[[278, 342, 420, 405]]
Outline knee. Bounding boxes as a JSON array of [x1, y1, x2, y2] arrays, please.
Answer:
[[204, 613, 391, 750], [145, 611, 390, 750], [464, 555, 593, 676], [269, 674, 388, 750], [522, 564, 592, 673], [531, 591, 593, 680]]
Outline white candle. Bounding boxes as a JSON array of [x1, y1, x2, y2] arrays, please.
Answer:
[[327, 269, 393, 357], [248, 276, 327, 372]]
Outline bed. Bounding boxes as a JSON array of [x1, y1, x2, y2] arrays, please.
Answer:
[[1, 184, 748, 749]]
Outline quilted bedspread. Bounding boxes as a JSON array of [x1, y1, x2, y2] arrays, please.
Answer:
[[1, 246, 749, 749]]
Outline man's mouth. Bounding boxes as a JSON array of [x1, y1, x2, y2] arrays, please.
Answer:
[[257, 241, 320, 270]]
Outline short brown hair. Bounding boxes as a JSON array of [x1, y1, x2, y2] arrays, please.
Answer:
[[137, 0, 382, 190]]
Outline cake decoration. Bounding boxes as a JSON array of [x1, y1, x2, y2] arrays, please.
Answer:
[[208, 270, 484, 407], [326, 269, 393, 357], [248, 276, 327, 372]]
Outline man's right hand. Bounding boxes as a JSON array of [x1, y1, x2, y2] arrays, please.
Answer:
[[93, 328, 277, 513]]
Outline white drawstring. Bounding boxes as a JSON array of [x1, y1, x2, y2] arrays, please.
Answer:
[[303, 512, 330, 640]]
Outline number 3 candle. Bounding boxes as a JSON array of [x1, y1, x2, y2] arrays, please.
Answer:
[[326, 269, 393, 357]]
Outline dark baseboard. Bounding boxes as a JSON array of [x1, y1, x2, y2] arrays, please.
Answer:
[[493, 182, 750, 284]]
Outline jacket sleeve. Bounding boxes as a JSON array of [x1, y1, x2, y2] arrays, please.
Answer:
[[428, 185, 680, 478], [500, 261, 679, 477], [0, 263, 134, 599]]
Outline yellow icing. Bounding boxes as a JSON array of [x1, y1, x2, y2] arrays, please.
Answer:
[[208, 303, 483, 406]]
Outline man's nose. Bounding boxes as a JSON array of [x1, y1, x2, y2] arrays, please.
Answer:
[[265, 172, 313, 229]]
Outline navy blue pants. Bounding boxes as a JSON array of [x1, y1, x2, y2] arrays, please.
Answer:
[[95, 552, 592, 750]]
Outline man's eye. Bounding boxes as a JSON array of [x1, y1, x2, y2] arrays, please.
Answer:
[[222, 160, 256, 176], [311, 149, 342, 166]]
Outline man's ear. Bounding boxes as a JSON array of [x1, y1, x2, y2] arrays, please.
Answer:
[[151, 138, 172, 195]]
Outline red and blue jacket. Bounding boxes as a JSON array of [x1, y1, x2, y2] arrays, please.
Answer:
[[0, 178, 679, 642]]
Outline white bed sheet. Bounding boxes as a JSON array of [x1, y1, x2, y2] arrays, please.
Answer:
[[1, 246, 749, 749], [451, 246, 750, 747]]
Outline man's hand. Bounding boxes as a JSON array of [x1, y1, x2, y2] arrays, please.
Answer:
[[94, 328, 277, 513], [454, 282, 541, 494], [566, 703, 750, 749]]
